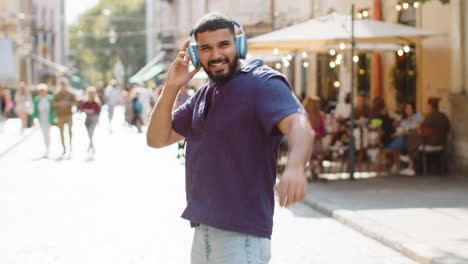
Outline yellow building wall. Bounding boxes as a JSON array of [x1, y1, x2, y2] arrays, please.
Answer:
[[417, 1, 452, 115]]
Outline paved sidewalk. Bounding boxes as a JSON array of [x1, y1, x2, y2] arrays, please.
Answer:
[[304, 175, 468, 264], [0, 118, 36, 158]]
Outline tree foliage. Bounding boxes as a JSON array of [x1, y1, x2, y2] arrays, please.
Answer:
[[68, 0, 146, 87]]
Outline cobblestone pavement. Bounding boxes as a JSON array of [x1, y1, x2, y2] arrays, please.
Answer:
[[0, 108, 416, 263]]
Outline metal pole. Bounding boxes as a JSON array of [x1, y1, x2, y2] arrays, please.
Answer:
[[349, 4, 356, 180]]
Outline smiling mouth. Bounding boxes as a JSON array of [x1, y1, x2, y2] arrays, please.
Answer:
[[209, 59, 228, 70]]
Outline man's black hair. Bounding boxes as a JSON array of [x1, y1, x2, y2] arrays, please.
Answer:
[[192, 12, 235, 41]]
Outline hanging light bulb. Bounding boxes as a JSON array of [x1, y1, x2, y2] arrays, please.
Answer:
[[357, 13, 363, 19], [413, 2, 420, 8], [403, 45, 411, 53], [329, 49, 336, 56], [287, 54, 293, 61], [301, 51, 308, 58], [353, 55, 359, 63], [284, 61, 290, 67], [339, 43, 346, 50], [335, 59, 341, 65], [362, 10, 369, 18], [336, 54, 343, 60], [275, 63, 282, 69], [273, 48, 279, 55], [334, 81, 341, 88], [303, 62, 309, 68], [397, 49, 404, 56], [329, 61, 336, 68], [395, 4, 402, 11], [403, 3, 409, 9]]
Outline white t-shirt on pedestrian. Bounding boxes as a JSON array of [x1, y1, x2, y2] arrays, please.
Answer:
[[334, 102, 351, 119]]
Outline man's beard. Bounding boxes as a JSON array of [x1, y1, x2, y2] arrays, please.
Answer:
[[202, 57, 239, 83]]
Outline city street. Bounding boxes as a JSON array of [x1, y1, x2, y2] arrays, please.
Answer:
[[0, 108, 416, 264]]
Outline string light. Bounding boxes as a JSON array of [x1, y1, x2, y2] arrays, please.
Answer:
[[403, 3, 409, 9], [362, 10, 369, 18], [273, 48, 279, 55], [353, 55, 359, 63], [337, 54, 343, 60], [334, 81, 340, 88], [287, 54, 293, 61], [303, 61, 309, 68], [275, 63, 282, 69], [329, 49, 336, 56], [329, 61, 336, 68], [301, 51, 308, 58], [283, 61, 290, 67], [413, 2, 420, 8], [404, 45, 411, 53], [335, 59, 342, 65], [339, 43, 346, 50], [397, 49, 404, 56], [395, 4, 402, 11]]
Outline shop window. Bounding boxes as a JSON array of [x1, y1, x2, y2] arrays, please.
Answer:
[[357, 53, 370, 97]]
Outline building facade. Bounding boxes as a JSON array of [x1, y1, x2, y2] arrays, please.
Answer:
[[30, 0, 66, 85], [148, 0, 466, 173]]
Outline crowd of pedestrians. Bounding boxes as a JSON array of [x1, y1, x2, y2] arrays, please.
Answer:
[[0, 78, 165, 159]]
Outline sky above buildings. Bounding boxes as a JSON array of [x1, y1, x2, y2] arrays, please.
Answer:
[[66, 0, 98, 24]]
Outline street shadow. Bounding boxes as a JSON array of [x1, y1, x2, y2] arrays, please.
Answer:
[[31, 155, 49, 161], [307, 175, 468, 211], [83, 155, 95, 162]]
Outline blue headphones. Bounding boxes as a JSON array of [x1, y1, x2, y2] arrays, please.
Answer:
[[188, 21, 248, 68]]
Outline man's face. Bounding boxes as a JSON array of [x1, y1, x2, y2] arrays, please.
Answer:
[[196, 28, 239, 83]]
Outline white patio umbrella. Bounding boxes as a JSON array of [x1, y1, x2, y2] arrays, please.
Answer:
[[248, 13, 442, 53]]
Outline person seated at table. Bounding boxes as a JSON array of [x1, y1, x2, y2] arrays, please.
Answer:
[[354, 91, 370, 121], [398, 103, 423, 175], [420, 97, 450, 146], [334, 93, 351, 122], [303, 96, 327, 179]]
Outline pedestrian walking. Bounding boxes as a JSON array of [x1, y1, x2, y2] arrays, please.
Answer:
[[131, 92, 143, 133], [79, 86, 101, 154], [0, 83, 13, 132], [53, 78, 77, 156], [14, 82, 33, 133], [122, 84, 134, 126], [104, 79, 120, 132], [32, 83, 55, 158], [146, 13, 314, 264]]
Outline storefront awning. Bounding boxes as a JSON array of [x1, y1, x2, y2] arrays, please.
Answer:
[[129, 52, 166, 83], [0, 38, 17, 81], [29, 53, 71, 74]]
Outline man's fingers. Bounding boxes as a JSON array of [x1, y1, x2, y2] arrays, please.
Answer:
[[181, 39, 190, 52], [286, 183, 297, 207], [278, 180, 288, 207]]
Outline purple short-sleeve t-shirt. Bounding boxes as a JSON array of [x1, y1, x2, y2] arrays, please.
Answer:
[[172, 59, 304, 239]]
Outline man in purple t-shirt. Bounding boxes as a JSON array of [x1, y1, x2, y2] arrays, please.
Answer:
[[147, 13, 314, 264]]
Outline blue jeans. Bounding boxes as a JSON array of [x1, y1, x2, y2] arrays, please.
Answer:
[[384, 135, 406, 150], [191, 224, 271, 264]]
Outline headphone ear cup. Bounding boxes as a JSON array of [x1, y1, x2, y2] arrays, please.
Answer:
[[235, 34, 248, 59], [188, 44, 200, 68]]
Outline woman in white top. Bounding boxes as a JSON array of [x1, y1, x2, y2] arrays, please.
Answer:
[[14, 82, 33, 132], [32, 84, 56, 158]]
